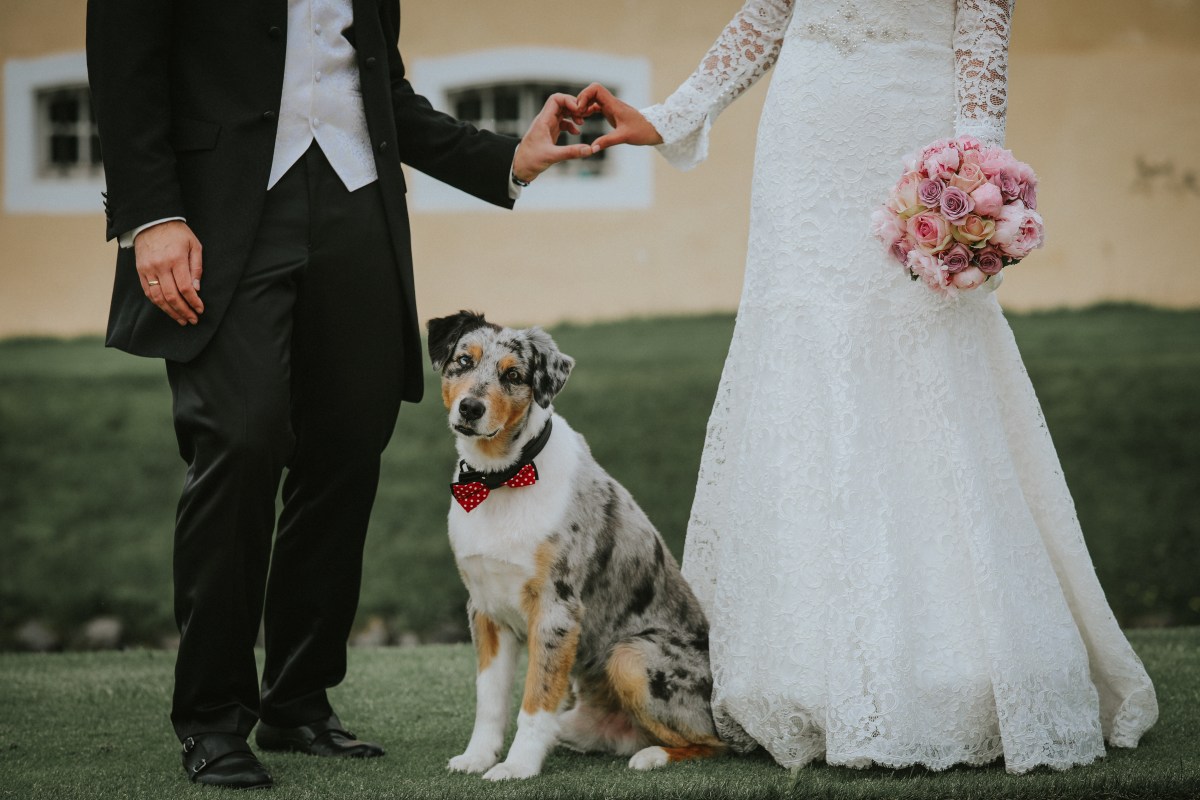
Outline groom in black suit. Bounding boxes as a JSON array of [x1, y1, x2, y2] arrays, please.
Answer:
[[87, 0, 592, 788]]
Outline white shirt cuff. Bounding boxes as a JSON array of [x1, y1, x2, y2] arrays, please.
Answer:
[[119, 217, 186, 249], [508, 160, 524, 200]]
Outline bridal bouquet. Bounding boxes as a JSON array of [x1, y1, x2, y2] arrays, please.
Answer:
[[872, 136, 1044, 295]]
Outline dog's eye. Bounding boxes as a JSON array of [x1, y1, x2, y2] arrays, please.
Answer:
[[455, 354, 473, 368], [503, 368, 522, 383]]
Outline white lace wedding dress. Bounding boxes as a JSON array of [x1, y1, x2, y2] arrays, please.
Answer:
[[641, 0, 1158, 774]]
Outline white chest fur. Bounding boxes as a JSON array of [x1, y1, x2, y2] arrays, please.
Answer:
[[447, 413, 581, 631]]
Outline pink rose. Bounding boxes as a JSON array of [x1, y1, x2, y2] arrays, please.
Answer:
[[942, 242, 972, 274], [918, 178, 945, 208], [957, 135, 983, 152], [991, 203, 1020, 252], [1019, 181, 1038, 210], [871, 207, 908, 263], [969, 181, 1004, 217], [992, 202, 1044, 260], [1014, 159, 1037, 187], [939, 186, 974, 223], [891, 239, 914, 264], [952, 214, 996, 247], [890, 171, 925, 218], [906, 211, 953, 254], [950, 266, 987, 290], [919, 138, 952, 162], [906, 250, 945, 291], [975, 246, 1004, 276], [1013, 207, 1045, 256], [978, 147, 1014, 178], [925, 147, 962, 180], [950, 162, 986, 194], [991, 172, 1022, 202]]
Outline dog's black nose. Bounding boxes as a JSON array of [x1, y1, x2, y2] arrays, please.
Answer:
[[458, 397, 486, 422]]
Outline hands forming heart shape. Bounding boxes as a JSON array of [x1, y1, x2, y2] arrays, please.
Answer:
[[510, 83, 664, 184]]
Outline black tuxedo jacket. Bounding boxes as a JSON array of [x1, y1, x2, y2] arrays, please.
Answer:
[[86, 0, 518, 403]]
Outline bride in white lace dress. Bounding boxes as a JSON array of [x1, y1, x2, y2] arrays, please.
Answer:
[[579, 0, 1158, 774]]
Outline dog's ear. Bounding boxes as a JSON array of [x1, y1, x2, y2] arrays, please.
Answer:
[[427, 310, 487, 371], [526, 327, 575, 408]]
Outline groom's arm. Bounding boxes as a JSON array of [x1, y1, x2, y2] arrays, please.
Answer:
[[379, 3, 518, 208], [87, 0, 206, 327], [378, 2, 593, 207], [86, 0, 184, 241]]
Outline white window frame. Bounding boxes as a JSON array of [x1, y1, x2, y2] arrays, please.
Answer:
[[5, 51, 106, 215], [408, 48, 653, 213]]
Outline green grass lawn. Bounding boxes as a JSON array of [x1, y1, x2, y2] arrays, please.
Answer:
[[0, 628, 1197, 799], [1, 306, 1199, 648]]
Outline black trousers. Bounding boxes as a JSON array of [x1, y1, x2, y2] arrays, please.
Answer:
[[166, 145, 404, 739]]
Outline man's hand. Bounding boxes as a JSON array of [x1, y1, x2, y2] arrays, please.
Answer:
[[134, 220, 204, 326], [575, 83, 663, 150], [511, 94, 595, 184]]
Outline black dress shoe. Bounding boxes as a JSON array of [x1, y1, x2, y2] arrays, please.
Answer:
[[255, 713, 385, 758], [181, 733, 273, 789]]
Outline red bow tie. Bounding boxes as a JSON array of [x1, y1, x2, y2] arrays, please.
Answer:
[[450, 462, 539, 512]]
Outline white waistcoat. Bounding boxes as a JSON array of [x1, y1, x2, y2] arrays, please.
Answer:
[[267, 0, 378, 191]]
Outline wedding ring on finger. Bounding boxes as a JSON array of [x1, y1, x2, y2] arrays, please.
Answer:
[[148, 280, 160, 286]]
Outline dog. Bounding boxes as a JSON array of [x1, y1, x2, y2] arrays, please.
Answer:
[[427, 311, 722, 781]]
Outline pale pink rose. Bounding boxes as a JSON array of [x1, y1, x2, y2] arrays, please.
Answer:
[[992, 202, 1044, 259], [1014, 159, 1037, 187], [918, 178, 945, 208], [969, 181, 1004, 217], [975, 246, 1005, 276], [925, 147, 962, 180], [957, 135, 983, 153], [871, 207, 908, 264], [942, 242, 972, 274], [906, 250, 946, 292], [1013, 207, 1045, 256], [962, 149, 984, 167], [919, 138, 952, 162], [890, 171, 925, 218], [939, 186, 974, 223], [950, 265, 987, 290], [950, 162, 987, 194], [906, 211, 954, 254], [978, 147, 1014, 178], [952, 214, 996, 247], [991, 202, 1023, 253]]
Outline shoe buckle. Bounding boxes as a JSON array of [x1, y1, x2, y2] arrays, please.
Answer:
[[192, 757, 207, 774], [183, 736, 196, 753]]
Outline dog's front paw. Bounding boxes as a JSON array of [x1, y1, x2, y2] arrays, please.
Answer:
[[482, 760, 541, 781], [629, 746, 670, 771], [447, 750, 500, 774]]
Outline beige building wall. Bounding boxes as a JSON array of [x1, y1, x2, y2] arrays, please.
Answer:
[[2, 1, 1198, 339]]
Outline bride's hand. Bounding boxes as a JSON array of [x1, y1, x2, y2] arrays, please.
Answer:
[[576, 83, 664, 151]]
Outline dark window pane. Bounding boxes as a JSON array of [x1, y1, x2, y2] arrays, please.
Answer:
[[454, 91, 482, 122], [494, 88, 519, 121], [48, 94, 79, 124], [50, 134, 79, 166]]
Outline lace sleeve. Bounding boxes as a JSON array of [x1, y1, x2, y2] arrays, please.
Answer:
[[954, 0, 1014, 147], [641, 0, 796, 171]]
